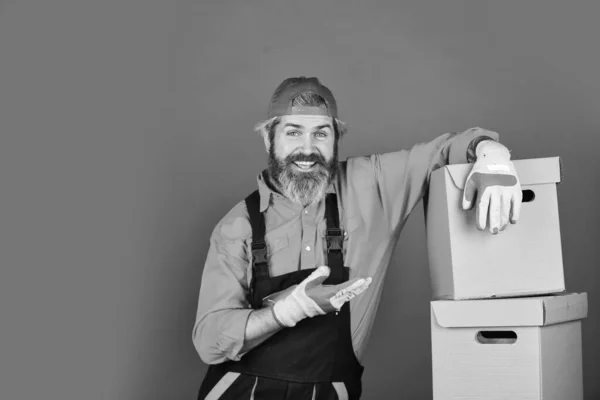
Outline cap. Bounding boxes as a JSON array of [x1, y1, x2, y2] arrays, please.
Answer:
[[267, 77, 338, 119]]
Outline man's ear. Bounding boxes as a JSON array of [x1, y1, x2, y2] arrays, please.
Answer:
[[254, 118, 277, 153], [262, 130, 270, 153], [334, 118, 348, 138]]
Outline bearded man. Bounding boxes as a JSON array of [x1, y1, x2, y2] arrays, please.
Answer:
[[192, 77, 522, 400]]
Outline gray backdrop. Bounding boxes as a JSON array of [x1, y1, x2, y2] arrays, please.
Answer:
[[1, 0, 598, 399]]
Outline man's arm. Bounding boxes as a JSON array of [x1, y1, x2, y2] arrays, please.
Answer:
[[192, 205, 257, 365], [192, 218, 284, 362], [240, 307, 284, 353], [347, 127, 499, 235]]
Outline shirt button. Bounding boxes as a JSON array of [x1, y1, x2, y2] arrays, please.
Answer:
[[304, 210, 309, 214], [305, 246, 311, 251]]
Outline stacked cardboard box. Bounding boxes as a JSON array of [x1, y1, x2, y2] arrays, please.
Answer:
[[426, 157, 588, 400]]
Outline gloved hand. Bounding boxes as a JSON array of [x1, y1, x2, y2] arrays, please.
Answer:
[[462, 140, 522, 234], [264, 266, 372, 327]]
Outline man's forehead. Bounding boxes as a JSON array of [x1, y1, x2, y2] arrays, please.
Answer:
[[280, 115, 333, 129]]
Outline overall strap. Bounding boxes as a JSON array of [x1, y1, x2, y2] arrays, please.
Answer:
[[325, 193, 344, 281], [244, 190, 270, 309]]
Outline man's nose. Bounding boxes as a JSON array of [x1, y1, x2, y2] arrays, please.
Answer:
[[301, 135, 314, 153]]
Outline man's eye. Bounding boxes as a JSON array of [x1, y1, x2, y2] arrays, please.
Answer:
[[287, 130, 301, 136], [315, 131, 327, 137]]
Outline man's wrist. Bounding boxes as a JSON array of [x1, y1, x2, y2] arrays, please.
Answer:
[[270, 305, 286, 328], [273, 298, 304, 327], [467, 136, 497, 163], [476, 140, 511, 160]]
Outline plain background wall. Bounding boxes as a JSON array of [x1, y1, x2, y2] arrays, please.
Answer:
[[1, 0, 598, 399]]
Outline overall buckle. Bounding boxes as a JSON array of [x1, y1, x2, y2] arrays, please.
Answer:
[[251, 241, 268, 265], [326, 228, 343, 252]]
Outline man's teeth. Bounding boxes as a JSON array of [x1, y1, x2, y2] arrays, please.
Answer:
[[295, 161, 315, 168]]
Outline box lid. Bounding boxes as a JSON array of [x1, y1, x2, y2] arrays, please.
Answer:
[[445, 156, 562, 190], [432, 292, 587, 328]]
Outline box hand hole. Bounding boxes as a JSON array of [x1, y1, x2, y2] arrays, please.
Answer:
[[522, 189, 535, 203], [476, 330, 517, 344]]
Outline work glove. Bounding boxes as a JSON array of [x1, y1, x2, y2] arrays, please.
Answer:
[[462, 140, 522, 234], [264, 266, 372, 327]]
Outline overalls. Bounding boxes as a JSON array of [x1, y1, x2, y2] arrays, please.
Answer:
[[197, 190, 364, 399]]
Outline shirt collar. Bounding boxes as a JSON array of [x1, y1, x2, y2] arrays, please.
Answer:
[[256, 170, 336, 213]]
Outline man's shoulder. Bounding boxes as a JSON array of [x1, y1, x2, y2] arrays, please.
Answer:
[[212, 199, 252, 242], [337, 155, 378, 183], [342, 154, 379, 169]]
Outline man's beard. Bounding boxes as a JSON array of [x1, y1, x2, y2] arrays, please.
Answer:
[[268, 143, 338, 207]]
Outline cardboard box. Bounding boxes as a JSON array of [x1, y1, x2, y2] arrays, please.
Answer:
[[431, 292, 588, 400], [426, 157, 565, 300]]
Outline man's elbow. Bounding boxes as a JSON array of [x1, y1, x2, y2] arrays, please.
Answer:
[[198, 349, 227, 365], [193, 337, 226, 365], [192, 325, 231, 365]]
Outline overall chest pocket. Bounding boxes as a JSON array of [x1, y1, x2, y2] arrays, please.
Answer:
[[266, 233, 289, 256], [263, 229, 292, 277]]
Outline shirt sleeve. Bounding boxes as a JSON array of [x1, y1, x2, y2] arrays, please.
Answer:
[[191, 208, 253, 365], [368, 127, 499, 234]]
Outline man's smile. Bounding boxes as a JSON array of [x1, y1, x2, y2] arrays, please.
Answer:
[[292, 161, 317, 171]]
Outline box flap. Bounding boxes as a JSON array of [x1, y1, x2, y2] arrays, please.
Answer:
[[431, 292, 587, 328], [445, 157, 562, 190]]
